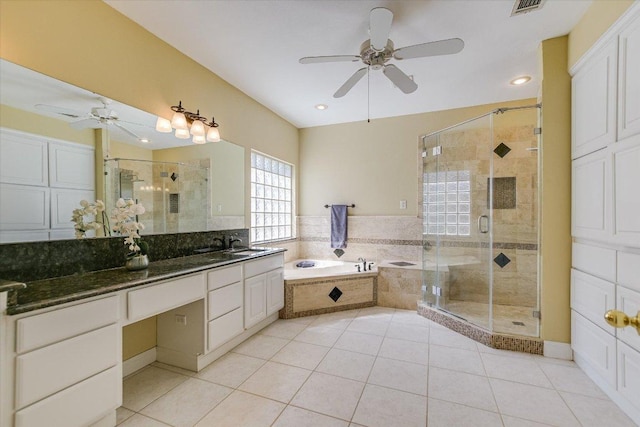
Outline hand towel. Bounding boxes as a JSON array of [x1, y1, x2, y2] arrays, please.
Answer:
[[330, 204, 348, 248]]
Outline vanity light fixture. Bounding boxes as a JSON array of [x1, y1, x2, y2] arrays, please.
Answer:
[[157, 101, 221, 144], [510, 76, 531, 85]]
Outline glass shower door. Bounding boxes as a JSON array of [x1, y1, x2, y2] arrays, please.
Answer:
[[422, 114, 494, 331]]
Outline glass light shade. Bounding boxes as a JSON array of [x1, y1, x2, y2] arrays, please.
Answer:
[[171, 111, 188, 130], [206, 127, 221, 142], [155, 117, 172, 133], [192, 135, 206, 144], [190, 120, 205, 136], [175, 128, 190, 139]]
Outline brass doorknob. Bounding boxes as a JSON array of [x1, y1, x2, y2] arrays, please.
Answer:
[[604, 310, 640, 335]]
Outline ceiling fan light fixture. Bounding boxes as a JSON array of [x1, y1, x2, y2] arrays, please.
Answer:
[[207, 126, 220, 143], [510, 76, 531, 85], [155, 117, 172, 133], [175, 128, 190, 139]]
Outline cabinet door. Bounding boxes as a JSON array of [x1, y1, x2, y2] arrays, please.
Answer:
[[51, 188, 96, 230], [266, 268, 284, 316], [0, 184, 50, 230], [572, 149, 611, 240], [572, 39, 617, 159], [48, 142, 94, 190], [618, 341, 640, 414], [244, 274, 267, 329], [0, 129, 48, 186], [618, 13, 640, 140], [612, 136, 640, 247], [571, 311, 617, 387]]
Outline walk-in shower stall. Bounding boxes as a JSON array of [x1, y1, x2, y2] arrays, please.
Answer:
[[421, 105, 541, 337], [104, 158, 210, 234]]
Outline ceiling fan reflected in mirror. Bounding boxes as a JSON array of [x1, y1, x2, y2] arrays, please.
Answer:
[[299, 7, 464, 98], [35, 96, 148, 142]]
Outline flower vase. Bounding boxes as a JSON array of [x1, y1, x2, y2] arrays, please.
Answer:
[[125, 254, 149, 271]]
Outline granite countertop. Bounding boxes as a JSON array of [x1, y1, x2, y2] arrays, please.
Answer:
[[5, 248, 285, 316]]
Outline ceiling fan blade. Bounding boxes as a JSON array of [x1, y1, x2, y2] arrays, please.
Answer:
[[114, 122, 143, 140], [333, 67, 368, 98], [383, 64, 418, 94], [299, 55, 361, 64], [69, 118, 100, 130], [370, 7, 393, 51], [35, 104, 85, 118], [393, 38, 464, 60]]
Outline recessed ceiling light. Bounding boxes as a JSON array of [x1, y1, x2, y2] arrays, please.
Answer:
[[139, 138, 151, 144], [510, 76, 531, 85], [315, 104, 328, 110]]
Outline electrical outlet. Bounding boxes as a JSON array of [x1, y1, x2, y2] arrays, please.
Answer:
[[175, 314, 187, 325], [400, 200, 407, 209]]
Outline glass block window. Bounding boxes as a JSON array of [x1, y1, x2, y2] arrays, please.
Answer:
[[250, 151, 293, 243], [423, 170, 471, 236]]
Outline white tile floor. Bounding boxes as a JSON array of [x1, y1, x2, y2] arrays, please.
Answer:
[[118, 307, 637, 427]]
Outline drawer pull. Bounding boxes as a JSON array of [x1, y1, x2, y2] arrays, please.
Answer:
[[604, 310, 640, 334]]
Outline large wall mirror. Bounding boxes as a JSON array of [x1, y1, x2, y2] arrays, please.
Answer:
[[0, 59, 245, 243]]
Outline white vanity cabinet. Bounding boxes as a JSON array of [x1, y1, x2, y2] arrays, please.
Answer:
[[8, 295, 121, 427], [244, 254, 284, 329]]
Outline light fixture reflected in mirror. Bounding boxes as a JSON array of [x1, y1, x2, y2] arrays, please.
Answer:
[[157, 101, 221, 144]]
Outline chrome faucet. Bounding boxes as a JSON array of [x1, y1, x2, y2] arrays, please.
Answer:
[[212, 235, 225, 250], [357, 257, 367, 271]]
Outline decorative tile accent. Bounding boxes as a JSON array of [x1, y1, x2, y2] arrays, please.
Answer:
[[333, 248, 345, 258], [494, 253, 511, 268], [417, 304, 543, 355], [328, 287, 343, 302], [493, 142, 512, 158], [512, 321, 525, 326], [488, 177, 516, 209], [300, 236, 538, 251]]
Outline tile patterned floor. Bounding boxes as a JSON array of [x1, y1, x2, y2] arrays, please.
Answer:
[[118, 307, 637, 427]]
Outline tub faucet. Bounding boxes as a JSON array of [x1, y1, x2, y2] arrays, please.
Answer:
[[358, 257, 366, 271]]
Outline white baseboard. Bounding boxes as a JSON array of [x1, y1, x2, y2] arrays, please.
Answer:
[[122, 348, 156, 377], [543, 341, 573, 360]]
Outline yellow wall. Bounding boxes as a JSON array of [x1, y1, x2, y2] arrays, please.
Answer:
[[568, 0, 635, 69], [0, 104, 95, 146], [539, 36, 572, 343], [299, 99, 536, 216], [110, 140, 154, 161]]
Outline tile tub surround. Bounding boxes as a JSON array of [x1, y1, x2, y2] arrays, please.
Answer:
[[118, 307, 636, 427], [0, 229, 248, 284]]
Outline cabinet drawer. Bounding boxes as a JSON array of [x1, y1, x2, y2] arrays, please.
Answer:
[[572, 242, 616, 282], [16, 296, 118, 354], [618, 341, 640, 413], [15, 366, 120, 427], [571, 311, 617, 387], [208, 282, 242, 320], [570, 269, 616, 333], [245, 254, 284, 278], [128, 273, 204, 322], [208, 307, 244, 351], [618, 250, 640, 292], [15, 324, 119, 409], [617, 286, 640, 352], [208, 264, 242, 291]]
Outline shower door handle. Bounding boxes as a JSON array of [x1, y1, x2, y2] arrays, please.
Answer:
[[477, 215, 489, 233]]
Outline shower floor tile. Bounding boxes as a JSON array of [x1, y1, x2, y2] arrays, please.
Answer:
[[442, 301, 538, 336]]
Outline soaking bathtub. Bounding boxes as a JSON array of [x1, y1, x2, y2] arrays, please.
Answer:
[[280, 259, 378, 318]]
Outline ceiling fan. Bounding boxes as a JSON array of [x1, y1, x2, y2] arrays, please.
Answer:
[[35, 96, 145, 140], [299, 7, 464, 98]]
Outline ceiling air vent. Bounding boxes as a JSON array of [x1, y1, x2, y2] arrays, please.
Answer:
[[511, 0, 546, 16]]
